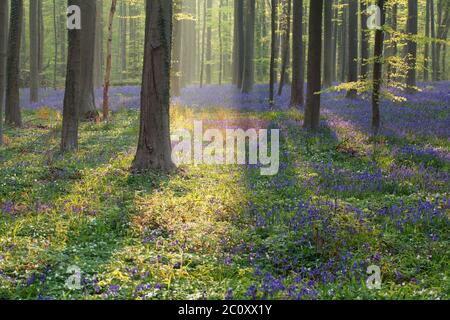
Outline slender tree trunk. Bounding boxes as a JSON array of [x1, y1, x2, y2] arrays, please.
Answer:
[[430, 0, 437, 81], [340, 1, 348, 82], [172, 0, 182, 96], [61, 0, 82, 152], [38, 0, 44, 75], [232, 0, 245, 87], [323, 0, 333, 87], [79, 0, 98, 119], [5, 0, 23, 127], [94, 0, 104, 88], [278, 0, 292, 95], [53, 0, 58, 88], [133, 0, 175, 172], [205, 0, 212, 84], [242, 0, 256, 93], [424, 0, 430, 81], [406, 0, 418, 91], [218, 0, 224, 85], [290, 0, 304, 107], [387, 2, 397, 81], [304, 0, 323, 130], [30, 0, 40, 103], [200, 0, 207, 87], [372, 0, 385, 135], [360, 0, 369, 80], [103, 0, 117, 121], [120, 1, 127, 79], [269, 0, 278, 106], [0, 0, 8, 145], [346, 0, 358, 98]]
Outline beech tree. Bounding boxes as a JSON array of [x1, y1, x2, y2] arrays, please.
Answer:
[[406, 0, 418, 91], [290, 0, 304, 107], [5, 0, 24, 127], [30, 0, 40, 103], [0, 0, 8, 145], [132, 0, 175, 172], [346, 0, 358, 98], [241, 0, 256, 93], [303, 0, 323, 130], [61, 0, 82, 152]]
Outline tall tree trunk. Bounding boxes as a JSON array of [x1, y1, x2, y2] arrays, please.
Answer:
[[79, 0, 98, 119], [5, 0, 23, 127], [424, 0, 430, 81], [406, 0, 418, 91], [323, 0, 333, 87], [205, 0, 212, 84], [38, 0, 44, 75], [30, 0, 40, 103], [181, 0, 196, 86], [241, 0, 256, 93], [387, 2, 397, 81], [0, 0, 8, 145], [278, 0, 292, 95], [218, 0, 224, 85], [132, 0, 175, 173], [61, 0, 82, 152], [232, 0, 245, 87], [94, 0, 104, 88], [430, 0, 437, 81], [304, 0, 323, 130], [331, 0, 338, 82], [360, 0, 369, 80], [200, 0, 207, 87], [372, 0, 385, 135], [120, 1, 127, 79], [269, 0, 278, 106], [290, 0, 304, 107], [171, 0, 182, 96], [340, 1, 348, 83], [346, 0, 358, 98], [103, 0, 117, 121], [53, 0, 58, 88]]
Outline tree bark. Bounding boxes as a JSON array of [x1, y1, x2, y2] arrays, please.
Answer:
[[103, 0, 117, 121], [171, 0, 182, 96], [0, 0, 8, 145], [30, 0, 40, 103], [360, 0, 369, 80], [5, 0, 23, 127], [346, 0, 358, 98], [323, 0, 333, 87], [372, 0, 385, 135], [79, 0, 98, 119], [132, 0, 175, 173], [290, 0, 304, 107], [241, 0, 256, 93], [61, 0, 82, 152], [278, 0, 292, 95], [205, 0, 213, 84], [269, 0, 278, 106], [406, 0, 418, 91], [304, 0, 323, 130], [232, 0, 245, 87]]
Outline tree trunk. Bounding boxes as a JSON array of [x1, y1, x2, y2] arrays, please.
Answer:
[[0, 0, 8, 145], [424, 0, 430, 81], [304, 0, 323, 130], [171, 0, 182, 96], [5, 0, 23, 127], [132, 0, 175, 173], [241, 0, 256, 93], [360, 0, 369, 80], [205, 0, 212, 84], [372, 0, 385, 135], [61, 0, 82, 152], [290, 0, 304, 107], [406, 0, 418, 91], [103, 0, 117, 121], [232, 0, 245, 87], [346, 0, 358, 98], [218, 0, 224, 85], [120, 1, 127, 79], [278, 0, 292, 95], [269, 0, 278, 106], [430, 0, 437, 81], [30, 0, 39, 103], [200, 0, 207, 87], [53, 0, 58, 88], [340, 1, 348, 83], [94, 0, 104, 88], [323, 0, 333, 87], [79, 0, 98, 119]]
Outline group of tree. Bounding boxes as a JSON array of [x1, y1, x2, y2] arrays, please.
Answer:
[[0, 0, 448, 171]]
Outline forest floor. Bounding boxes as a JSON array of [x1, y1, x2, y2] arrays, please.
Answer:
[[0, 82, 449, 299]]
